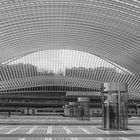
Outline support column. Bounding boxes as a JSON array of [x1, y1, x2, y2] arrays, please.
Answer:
[[78, 97, 90, 120], [102, 82, 128, 130], [63, 105, 70, 117], [69, 102, 78, 117]]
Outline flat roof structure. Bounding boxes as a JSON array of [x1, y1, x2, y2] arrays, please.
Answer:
[[66, 92, 101, 97]]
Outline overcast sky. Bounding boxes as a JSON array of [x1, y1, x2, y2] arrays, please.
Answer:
[[9, 50, 130, 74]]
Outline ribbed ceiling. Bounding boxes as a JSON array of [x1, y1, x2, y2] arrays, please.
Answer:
[[1, 0, 140, 98], [0, 50, 140, 99]]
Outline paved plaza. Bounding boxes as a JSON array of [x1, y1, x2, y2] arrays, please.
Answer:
[[0, 116, 139, 140], [0, 125, 140, 140]]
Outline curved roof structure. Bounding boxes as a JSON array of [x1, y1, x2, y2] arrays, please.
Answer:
[[0, 50, 140, 99], [1, 0, 140, 98]]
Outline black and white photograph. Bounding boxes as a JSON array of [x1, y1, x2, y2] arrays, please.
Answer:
[[0, 0, 140, 140]]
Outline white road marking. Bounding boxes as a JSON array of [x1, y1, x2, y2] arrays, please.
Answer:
[[26, 126, 37, 134], [6, 126, 21, 134], [18, 138, 25, 140], [71, 138, 78, 140], [47, 126, 52, 134], [63, 126, 72, 134], [45, 138, 52, 140], [79, 127, 91, 134]]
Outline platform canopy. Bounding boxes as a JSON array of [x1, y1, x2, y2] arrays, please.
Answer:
[[66, 91, 101, 97], [0, 0, 140, 98]]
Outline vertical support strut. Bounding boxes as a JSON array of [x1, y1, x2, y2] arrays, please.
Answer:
[[78, 97, 90, 120]]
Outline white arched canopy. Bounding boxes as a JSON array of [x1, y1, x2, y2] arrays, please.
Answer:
[[0, 50, 140, 99], [1, 0, 140, 98]]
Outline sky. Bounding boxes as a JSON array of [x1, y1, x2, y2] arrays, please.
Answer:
[[8, 49, 131, 74]]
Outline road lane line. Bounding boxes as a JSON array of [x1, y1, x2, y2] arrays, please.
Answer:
[[45, 138, 52, 140], [47, 126, 52, 134], [18, 138, 25, 140], [71, 138, 78, 140], [79, 127, 91, 134], [63, 126, 72, 134], [6, 126, 21, 134], [26, 126, 37, 134]]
